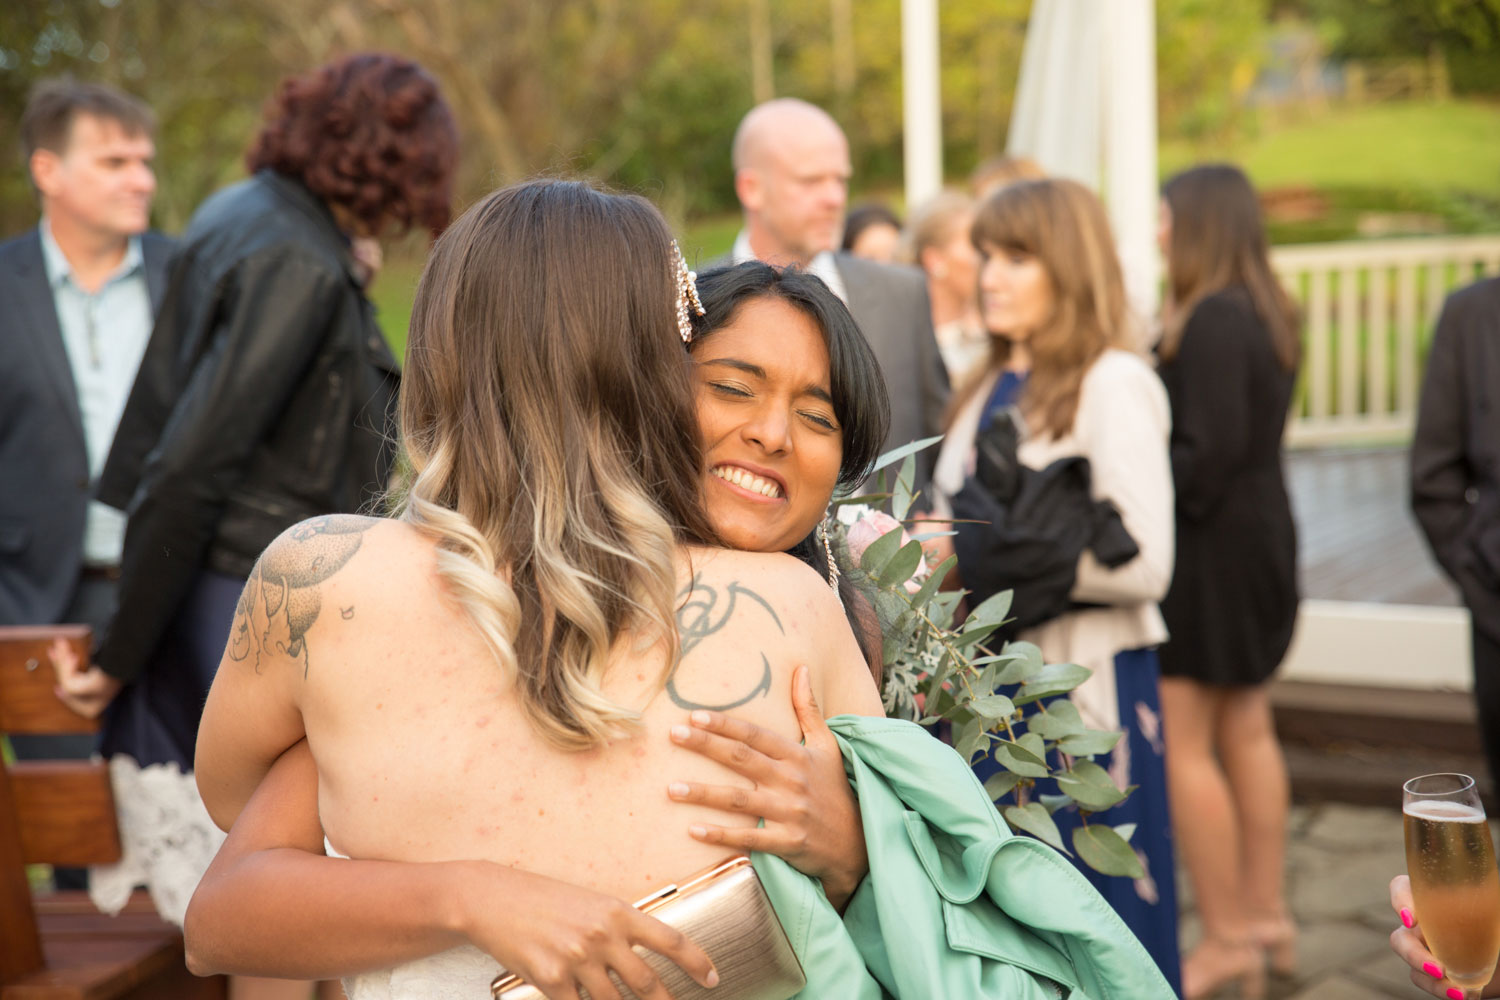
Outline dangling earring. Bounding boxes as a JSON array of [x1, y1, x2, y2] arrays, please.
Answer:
[[819, 516, 844, 610]]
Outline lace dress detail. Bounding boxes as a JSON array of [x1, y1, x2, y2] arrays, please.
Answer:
[[324, 841, 506, 1000], [88, 755, 227, 927]]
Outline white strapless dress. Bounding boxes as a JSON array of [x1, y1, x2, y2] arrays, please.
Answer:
[[325, 841, 506, 1000]]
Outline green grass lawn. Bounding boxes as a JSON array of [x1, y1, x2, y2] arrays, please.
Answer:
[[371, 99, 1500, 353], [1162, 100, 1500, 194], [1163, 100, 1500, 242]]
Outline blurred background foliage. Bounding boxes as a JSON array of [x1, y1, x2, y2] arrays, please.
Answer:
[[3, 0, 1497, 347]]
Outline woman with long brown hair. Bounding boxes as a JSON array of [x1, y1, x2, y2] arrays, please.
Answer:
[[1156, 163, 1301, 1000], [927, 178, 1181, 993]]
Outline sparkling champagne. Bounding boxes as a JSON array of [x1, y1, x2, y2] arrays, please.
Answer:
[[1405, 800, 1500, 992]]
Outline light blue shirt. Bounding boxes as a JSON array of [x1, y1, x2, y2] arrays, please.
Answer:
[[39, 219, 155, 567]]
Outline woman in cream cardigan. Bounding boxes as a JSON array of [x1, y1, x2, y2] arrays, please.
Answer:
[[927, 178, 1181, 995]]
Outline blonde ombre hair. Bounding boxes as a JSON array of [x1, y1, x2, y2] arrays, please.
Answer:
[[954, 178, 1138, 438], [394, 180, 719, 750]]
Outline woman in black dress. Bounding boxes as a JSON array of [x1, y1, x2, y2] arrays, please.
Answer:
[[1156, 164, 1301, 1000]]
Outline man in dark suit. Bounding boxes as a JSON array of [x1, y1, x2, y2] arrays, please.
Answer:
[[1412, 275, 1500, 789], [722, 98, 949, 484], [0, 79, 172, 720]]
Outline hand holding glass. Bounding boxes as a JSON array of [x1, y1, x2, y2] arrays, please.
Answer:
[[1404, 773, 1500, 998]]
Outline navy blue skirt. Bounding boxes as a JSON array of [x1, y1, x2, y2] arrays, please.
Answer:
[[971, 647, 1183, 997], [100, 570, 244, 768]]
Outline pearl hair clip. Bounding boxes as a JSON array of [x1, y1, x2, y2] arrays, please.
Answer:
[[672, 240, 704, 344]]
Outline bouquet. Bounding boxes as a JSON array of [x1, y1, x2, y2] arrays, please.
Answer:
[[826, 438, 1143, 878]]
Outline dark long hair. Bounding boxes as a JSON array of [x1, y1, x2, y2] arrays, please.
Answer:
[[689, 261, 889, 676], [1160, 164, 1300, 371]]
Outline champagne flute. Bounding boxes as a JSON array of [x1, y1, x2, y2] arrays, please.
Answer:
[[1404, 773, 1500, 998]]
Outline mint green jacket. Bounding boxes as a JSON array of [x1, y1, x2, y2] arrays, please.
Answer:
[[753, 716, 1174, 999]]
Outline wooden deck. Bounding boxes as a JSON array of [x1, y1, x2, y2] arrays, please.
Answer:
[[1285, 445, 1460, 607], [1273, 446, 1482, 806]]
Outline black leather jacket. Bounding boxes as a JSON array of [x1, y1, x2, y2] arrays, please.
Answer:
[[96, 171, 401, 683]]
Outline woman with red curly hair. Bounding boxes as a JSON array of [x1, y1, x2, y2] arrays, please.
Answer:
[[58, 55, 456, 993]]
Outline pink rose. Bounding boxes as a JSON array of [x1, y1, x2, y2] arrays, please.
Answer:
[[845, 510, 930, 593], [845, 510, 905, 565]]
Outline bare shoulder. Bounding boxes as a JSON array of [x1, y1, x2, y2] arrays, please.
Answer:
[[227, 514, 429, 677], [679, 547, 882, 717], [682, 547, 842, 628]]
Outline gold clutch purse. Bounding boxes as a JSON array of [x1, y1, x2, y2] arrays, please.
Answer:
[[490, 855, 805, 1000]]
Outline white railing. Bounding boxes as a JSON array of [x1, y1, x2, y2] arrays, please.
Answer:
[[1271, 235, 1500, 446]]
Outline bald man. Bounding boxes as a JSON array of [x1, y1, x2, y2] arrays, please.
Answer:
[[724, 98, 949, 485]]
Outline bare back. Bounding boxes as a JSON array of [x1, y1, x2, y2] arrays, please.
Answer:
[[198, 514, 881, 903]]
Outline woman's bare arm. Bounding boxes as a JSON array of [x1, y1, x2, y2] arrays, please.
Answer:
[[186, 741, 719, 999]]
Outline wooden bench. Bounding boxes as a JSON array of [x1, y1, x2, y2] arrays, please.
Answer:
[[0, 624, 226, 999]]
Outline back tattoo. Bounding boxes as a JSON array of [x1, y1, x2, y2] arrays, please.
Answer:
[[667, 573, 782, 711], [228, 515, 376, 676]]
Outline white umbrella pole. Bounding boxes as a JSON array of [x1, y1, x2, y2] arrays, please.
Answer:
[[902, 0, 943, 210]]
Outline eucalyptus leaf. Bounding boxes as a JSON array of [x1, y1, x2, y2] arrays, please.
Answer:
[[983, 771, 1020, 800], [1068, 759, 1118, 788], [1038, 793, 1074, 815], [860, 525, 906, 578], [892, 453, 918, 520], [953, 623, 1001, 648], [928, 590, 962, 627], [879, 539, 926, 589], [991, 654, 1034, 687], [991, 739, 1051, 778], [1026, 705, 1086, 741], [1055, 763, 1129, 812], [1017, 731, 1046, 759], [1055, 778, 1128, 813], [831, 492, 892, 507], [966, 589, 1014, 628], [1004, 802, 1069, 854], [869, 435, 945, 475], [873, 589, 909, 631], [1040, 698, 1083, 727], [1072, 825, 1145, 879], [1058, 730, 1124, 758], [908, 555, 956, 611], [908, 530, 957, 543], [971, 694, 1015, 720], [1113, 823, 1137, 844], [881, 610, 919, 662], [1004, 641, 1046, 672], [1013, 662, 1092, 704], [956, 720, 989, 764]]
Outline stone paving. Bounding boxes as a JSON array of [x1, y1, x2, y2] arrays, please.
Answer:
[[1180, 802, 1497, 1000]]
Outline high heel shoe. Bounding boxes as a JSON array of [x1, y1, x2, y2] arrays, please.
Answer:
[[1249, 916, 1298, 979], [1181, 937, 1267, 1000]]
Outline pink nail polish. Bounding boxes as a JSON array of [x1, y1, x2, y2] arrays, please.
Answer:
[[1447, 989, 1464, 1000], [1425, 961, 1444, 979], [1400, 908, 1414, 928]]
